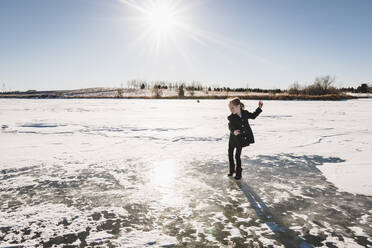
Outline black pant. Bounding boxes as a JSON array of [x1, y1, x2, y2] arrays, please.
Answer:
[[228, 138, 242, 177]]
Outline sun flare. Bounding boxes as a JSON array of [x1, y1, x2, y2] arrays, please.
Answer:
[[120, 0, 221, 54], [146, 5, 177, 35], [120, 0, 190, 51]]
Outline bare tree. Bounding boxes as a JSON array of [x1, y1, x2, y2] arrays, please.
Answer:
[[305, 75, 338, 95], [152, 84, 163, 98], [178, 84, 185, 97], [116, 88, 124, 98], [314, 75, 335, 91], [288, 81, 302, 95]]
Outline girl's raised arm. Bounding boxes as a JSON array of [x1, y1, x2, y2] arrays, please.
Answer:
[[245, 100, 263, 119]]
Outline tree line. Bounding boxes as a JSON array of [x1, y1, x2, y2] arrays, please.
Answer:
[[1, 76, 371, 96], [123, 76, 371, 97]]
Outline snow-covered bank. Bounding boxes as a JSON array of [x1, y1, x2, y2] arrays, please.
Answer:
[[0, 98, 371, 247], [345, 92, 372, 98]]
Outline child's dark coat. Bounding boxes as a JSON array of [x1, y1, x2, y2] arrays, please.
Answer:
[[227, 107, 262, 147]]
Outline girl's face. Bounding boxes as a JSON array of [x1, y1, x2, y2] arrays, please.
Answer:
[[229, 103, 240, 114]]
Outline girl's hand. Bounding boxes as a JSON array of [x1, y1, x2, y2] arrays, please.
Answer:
[[234, 130, 240, 136], [258, 100, 263, 108]]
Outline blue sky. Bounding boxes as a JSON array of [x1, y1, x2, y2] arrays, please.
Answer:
[[0, 0, 371, 90]]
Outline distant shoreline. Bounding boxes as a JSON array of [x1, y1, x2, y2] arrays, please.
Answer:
[[1, 87, 371, 101], [0, 93, 365, 100]]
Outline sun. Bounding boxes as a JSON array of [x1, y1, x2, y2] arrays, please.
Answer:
[[120, 0, 186, 51], [146, 5, 177, 35], [120, 0, 217, 54]]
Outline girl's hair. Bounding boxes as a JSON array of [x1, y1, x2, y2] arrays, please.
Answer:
[[229, 97, 245, 110]]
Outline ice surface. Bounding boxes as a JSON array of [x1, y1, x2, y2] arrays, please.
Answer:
[[0, 98, 371, 247]]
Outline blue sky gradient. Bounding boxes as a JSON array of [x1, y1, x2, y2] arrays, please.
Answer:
[[1, 0, 371, 90]]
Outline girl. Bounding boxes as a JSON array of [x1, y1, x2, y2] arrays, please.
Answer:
[[227, 97, 263, 179]]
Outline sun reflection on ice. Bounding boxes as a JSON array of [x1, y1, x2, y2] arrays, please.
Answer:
[[147, 159, 186, 207]]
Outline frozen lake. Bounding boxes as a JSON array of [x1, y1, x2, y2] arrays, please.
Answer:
[[1, 98, 371, 247]]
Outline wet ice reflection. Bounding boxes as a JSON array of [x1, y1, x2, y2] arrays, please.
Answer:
[[146, 159, 186, 207]]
